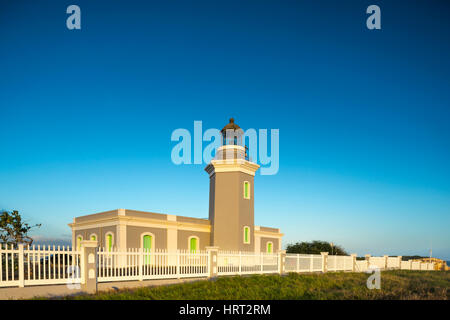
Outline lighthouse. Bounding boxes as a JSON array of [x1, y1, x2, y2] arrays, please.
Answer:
[[205, 118, 260, 251]]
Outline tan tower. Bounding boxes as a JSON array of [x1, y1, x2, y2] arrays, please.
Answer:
[[205, 118, 260, 251]]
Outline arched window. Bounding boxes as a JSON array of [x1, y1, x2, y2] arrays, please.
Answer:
[[143, 235, 153, 251], [266, 241, 273, 253], [243, 226, 250, 244], [140, 233, 155, 251], [243, 181, 250, 199], [188, 236, 199, 253], [76, 236, 83, 250], [105, 233, 114, 252], [90, 234, 97, 241], [141, 233, 154, 265]]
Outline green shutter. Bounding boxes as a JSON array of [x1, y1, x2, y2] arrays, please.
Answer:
[[91, 235, 96, 241], [190, 237, 197, 253], [143, 235, 152, 250], [244, 182, 249, 198], [267, 242, 272, 253], [244, 227, 249, 243], [107, 234, 112, 252], [143, 235, 152, 264]]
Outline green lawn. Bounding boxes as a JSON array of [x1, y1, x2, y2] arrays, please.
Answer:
[[52, 270, 449, 300]]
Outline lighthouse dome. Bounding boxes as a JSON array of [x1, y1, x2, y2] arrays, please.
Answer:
[[221, 118, 241, 134]]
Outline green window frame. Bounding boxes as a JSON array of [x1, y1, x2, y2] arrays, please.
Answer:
[[90, 235, 96, 241], [244, 226, 250, 244], [267, 242, 273, 253], [143, 235, 153, 264], [244, 181, 250, 199], [143, 235, 152, 251], [189, 237, 198, 253], [106, 234, 113, 252], [77, 236, 82, 249]]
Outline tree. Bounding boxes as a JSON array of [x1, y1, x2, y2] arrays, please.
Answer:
[[0, 210, 41, 246], [286, 240, 348, 255]]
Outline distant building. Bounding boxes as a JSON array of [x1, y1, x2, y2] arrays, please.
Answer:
[[69, 118, 283, 253], [412, 257, 449, 271]]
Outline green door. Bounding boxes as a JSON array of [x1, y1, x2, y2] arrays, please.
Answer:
[[190, 237, 197, 253], [77, 236, 82, 250], [143, 235, 152, 264], [106, 234, 113, 252]]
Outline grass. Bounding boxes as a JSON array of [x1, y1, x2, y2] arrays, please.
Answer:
[[45, 270, 449, 300]]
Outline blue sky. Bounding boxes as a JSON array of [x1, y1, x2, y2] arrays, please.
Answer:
[[1, 0, 449, 259]]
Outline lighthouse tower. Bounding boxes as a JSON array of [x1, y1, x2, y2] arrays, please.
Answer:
[[205, 118, 260, 251]]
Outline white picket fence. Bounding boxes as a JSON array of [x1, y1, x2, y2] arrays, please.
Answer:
[[401, 260, 409, 269], [387, 257, 400, 269], [424, 263, 434, 270], [355, 260, 369, 272], [285, 254, 323, 272], [0, 244, 82, 288], [411, 261, 421, 270], [327, 255, 353, 271], [369, 256, 386, 269], [0, 244, 437, 289], [217, 251, 280, 275], [354, 256, 436, 272], [97, 248, 209, 282]]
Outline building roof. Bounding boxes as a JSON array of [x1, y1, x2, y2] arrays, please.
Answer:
[[69, 209, 282, 235], [72, 209, 210, 225], [221, 118, 241, 133]]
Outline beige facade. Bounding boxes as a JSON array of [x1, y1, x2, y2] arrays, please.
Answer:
[[126, 226, 167, 250], [69, 208, 281, 252], [207, 171, 255, 251], [69, 119, 283, 253], [177, 230, 210, 250]]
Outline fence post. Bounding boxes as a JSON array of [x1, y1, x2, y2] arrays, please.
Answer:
[[278, 250, 286, 274], [320, 252, 328, 273], [408, 259, 413, 270], [350, 253, 357, 272], [383, 255, 388, 270], [397, 256, 402, 270], [176, 250, 180, 279], [365, 254, 371, 270], [239, 251, 242, 275], [18, 244, 25, 287], [80, 245, 85, 284], [260, 252, 263, 273], [138, 249, 143, 281], [80, 240, 98, 294], [297, 254, 300, 273], [309, 254, 313, 272], [205, 246, 219, 278]]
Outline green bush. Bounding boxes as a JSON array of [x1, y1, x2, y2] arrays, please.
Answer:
[[286, 240, 348, 255]]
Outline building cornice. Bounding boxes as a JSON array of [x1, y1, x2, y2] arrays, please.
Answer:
[[254, 229, 284, 239], [205, 159, 260, 177], [69, 215, 211, 233]]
